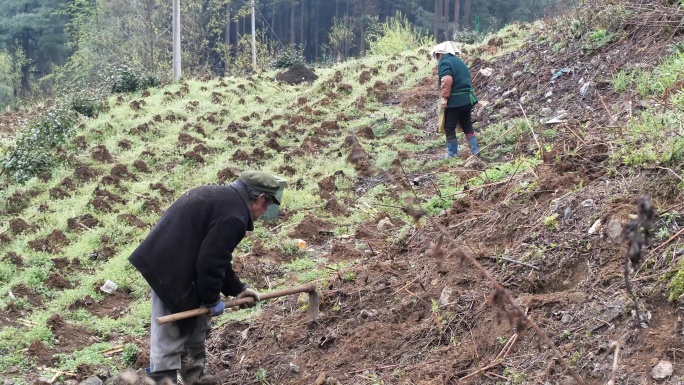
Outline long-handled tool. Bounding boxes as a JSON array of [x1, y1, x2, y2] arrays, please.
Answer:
[[155, 283, 320, 325]]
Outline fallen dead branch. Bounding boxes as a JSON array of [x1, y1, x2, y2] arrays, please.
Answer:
[[426, 216, 587, 384]]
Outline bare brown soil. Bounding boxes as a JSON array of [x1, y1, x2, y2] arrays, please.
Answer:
[[46, 314, 97, 353], [46, 272, 74, 289], [217, 167, 238, 184], [91, 145, 113, 163], [9, 218, 31, 234], [290, 215, 334, 245], [0, 110, 29, 137], [118, 214, 147, 229], [28, 230, 69, 253], [75, 165, 99, 182], [276, 63, 319, 85], [69, 292, 133, 319], [133, 159, 150, 173], [73, 135, 88, 150]]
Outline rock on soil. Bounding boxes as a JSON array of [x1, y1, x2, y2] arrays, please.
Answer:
[[651, 360, 673, 380], [276, 63, 319, 85]]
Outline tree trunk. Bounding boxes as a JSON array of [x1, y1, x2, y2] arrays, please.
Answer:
[[172, 0, 180, 80], [21, 28, 30, 93], [290, 0, 296, 47], [359, 0, 366, 55], [464, 0, 471, 30], [454, 0, 460, 34], [234, 17, 239, 58], [443, 0, 449, 41], [315, 1, 319, 60], [225, 3, 231, 73], [271, 1, 276, 41], [300, 0, 305, 52], [434, 0, 442, 42]]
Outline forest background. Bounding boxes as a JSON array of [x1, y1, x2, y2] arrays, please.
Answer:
[[0, 0, 573, 111]]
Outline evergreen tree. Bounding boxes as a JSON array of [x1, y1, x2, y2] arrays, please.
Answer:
[[0, 0, 70, 94]]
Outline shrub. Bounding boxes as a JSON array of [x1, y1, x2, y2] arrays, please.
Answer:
[[367, 12, 433, 56], [269, 47, 305, 69], [68, 91, 102, 118], [105, 64, 160, 93], [453, 29, 486, 45], [1, 106, 77, 182]]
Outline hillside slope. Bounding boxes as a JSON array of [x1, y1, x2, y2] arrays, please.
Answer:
[[1, 0, 683, 384]]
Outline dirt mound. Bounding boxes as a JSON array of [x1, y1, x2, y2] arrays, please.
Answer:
[[28, 230, 69, 253], [75, 165, 99, 182], [5, 251, 23, 268], [133, 159, 150, 173], [27, 340, 55, 366], [91, 145, 113, 163], [276, 63, 319, 85], [9, 218, 31, 234], [216, 167, 238, 184], [46, 273, 74, 289], [143, 196, 163, 213], [118, 214, 147, 229], [0, 110, 29, 136], [46, 314, 96, 352], [69, 292, 133, 319], [290, 215, 333, 245]]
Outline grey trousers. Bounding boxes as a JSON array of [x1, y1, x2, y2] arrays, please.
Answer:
[[150, 290, 212, 373]]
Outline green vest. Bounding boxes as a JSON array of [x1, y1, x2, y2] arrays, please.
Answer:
[[438, 54, 478, 108]]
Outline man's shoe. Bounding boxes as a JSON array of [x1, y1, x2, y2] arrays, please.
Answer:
[[146, 369, 177, 385]]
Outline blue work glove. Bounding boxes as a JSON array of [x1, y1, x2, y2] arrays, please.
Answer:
[[206, 300, 225, 317]]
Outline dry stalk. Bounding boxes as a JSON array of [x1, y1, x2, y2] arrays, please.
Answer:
[[459, 359, 505, 381], [622, 196, 655, 329], [462, 123, 518, 164], [607, 341, 621, 385], [426, 216, 587, 384], [518, 104, 544, 162]]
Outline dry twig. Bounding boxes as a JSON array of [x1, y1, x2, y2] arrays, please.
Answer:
[[426, 217, 587, 384]]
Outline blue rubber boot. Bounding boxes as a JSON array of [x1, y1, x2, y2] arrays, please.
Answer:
[[446, 140, 458, 158], [467, 136, 480, 155]]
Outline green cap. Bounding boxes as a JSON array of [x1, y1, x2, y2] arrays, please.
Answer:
[[239, 171, 281, 205]]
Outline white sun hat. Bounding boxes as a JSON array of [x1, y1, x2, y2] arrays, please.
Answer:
[[430, 41, 462, 59]]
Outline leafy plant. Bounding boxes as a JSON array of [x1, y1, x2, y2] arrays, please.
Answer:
[[543, 214, 560, 231], [123, 344, 138, 366], [254, 367, 269, 384], [570, 351, 582, 364], [1, 105, 77, 182], [342, 271, 356, 282], [582, 29, 615, 51]]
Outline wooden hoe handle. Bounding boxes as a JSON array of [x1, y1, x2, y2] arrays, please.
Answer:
[[155, 284, 316, 325]]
